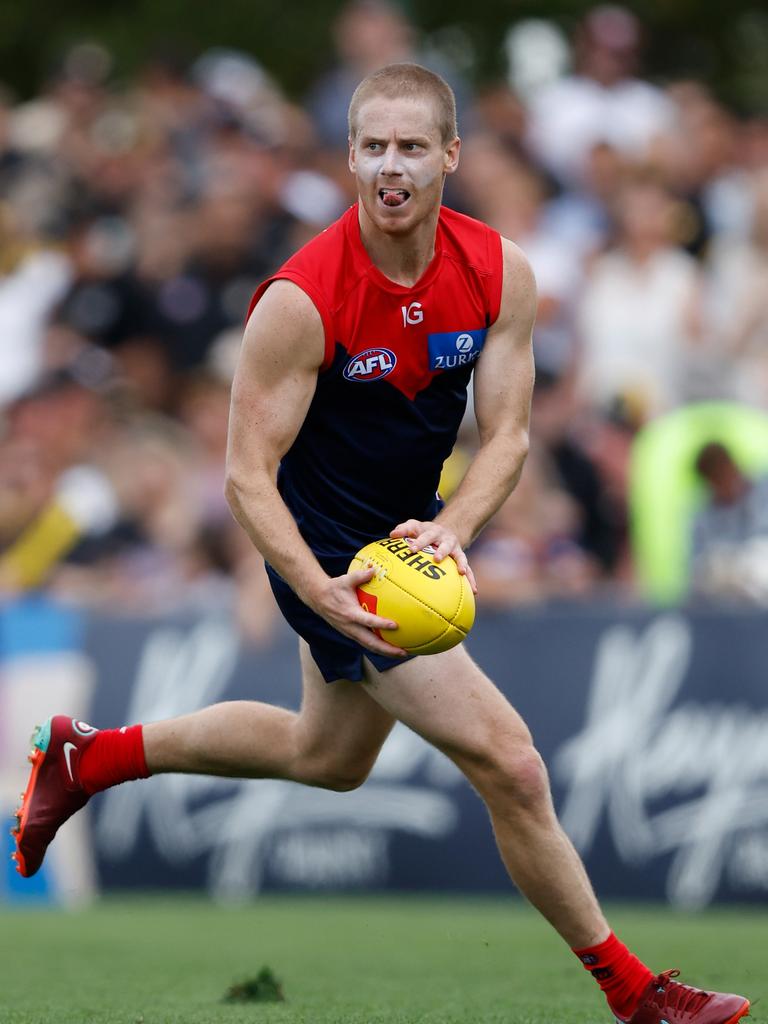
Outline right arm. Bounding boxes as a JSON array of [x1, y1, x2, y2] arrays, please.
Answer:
[[224, 280, 405, 656]]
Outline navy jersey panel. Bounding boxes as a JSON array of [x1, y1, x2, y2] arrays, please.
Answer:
[[265, 561, 415, 683], [279, 341, 465, 557]]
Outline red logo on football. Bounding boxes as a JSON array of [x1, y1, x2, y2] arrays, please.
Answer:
[[356, 587, 382, 639]]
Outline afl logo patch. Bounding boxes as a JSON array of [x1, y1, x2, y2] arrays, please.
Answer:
[[343, 347, 397, 382]]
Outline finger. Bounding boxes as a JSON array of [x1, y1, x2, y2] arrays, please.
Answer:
[[356, 609, 399, 631], [426, 534, 455, 560], [433, 537, 458, 562], [453, 553, 478, 594], [466, 563, 478, 594], [407, 527, 441, 551], [345, 565, 377, 586], [390, 519, 423, 538], [450, 550, 477, 593], [346, 624, 408, 657]]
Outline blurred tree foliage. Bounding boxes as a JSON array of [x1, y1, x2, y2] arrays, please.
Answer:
[[1, 0, 766, 112]]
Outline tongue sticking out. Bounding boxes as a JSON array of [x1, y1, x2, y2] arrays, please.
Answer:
[[381, 190, 408, 207]]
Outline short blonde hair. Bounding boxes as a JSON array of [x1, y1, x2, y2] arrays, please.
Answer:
[[348, 62, 458, 145]]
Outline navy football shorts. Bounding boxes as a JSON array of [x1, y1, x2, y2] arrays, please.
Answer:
[[266, 560, 415, 683]]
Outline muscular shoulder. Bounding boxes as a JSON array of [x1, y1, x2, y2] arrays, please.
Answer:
[[245, 279, 325, 372], [496, 237, 537, 330]]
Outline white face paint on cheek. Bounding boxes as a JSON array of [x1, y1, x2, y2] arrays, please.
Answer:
[[355, 152, 386, 184], [405, 160, 443, 191]]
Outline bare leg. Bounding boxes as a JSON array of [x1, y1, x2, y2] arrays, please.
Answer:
[[143, 641, 395, 790], [362, 645, 609, 949]]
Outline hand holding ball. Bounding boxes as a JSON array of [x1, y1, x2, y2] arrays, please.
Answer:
[[349, 537, 475, 655]]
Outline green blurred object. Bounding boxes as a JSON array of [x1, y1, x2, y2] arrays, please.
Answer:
[[224, 965, 285, 1003], [630, 401, 768, 604]]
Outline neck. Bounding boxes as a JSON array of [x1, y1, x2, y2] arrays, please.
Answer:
[[357, 201, 440, 287], [625, 239, 658, 264]]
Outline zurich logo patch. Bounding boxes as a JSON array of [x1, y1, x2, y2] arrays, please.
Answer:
[[428, 329, 487, 371], [343, 347, 397, 382]]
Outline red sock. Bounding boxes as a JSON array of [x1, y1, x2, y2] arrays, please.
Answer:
[[79, 725, 150, 795], [573, 932, 654, 1021]]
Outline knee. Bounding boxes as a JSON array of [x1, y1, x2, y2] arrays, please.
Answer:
[[313, 764, 371, 792], [298, 753, 374, 792], [462, 742, 551, 812]]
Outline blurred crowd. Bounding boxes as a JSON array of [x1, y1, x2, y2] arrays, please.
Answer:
[[2, 0, 768, 634]]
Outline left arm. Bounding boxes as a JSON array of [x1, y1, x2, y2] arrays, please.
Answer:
[[391, 238, 537, 588]]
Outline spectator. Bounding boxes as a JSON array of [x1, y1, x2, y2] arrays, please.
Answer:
[[471, 446, 597, 605], [706, 171, 768, 405], [576, 174, 703, 420], [0, 205, 72, 404], [526, 5, 675, 188], [0, 349, 119, 592], [532, 370, 625, 577], [458, 139, 582, 374], [306, 0, 468, 151], [690, 441, 768, 602]]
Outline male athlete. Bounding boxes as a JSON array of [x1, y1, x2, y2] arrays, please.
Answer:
[[14, 64, 749, 1024]]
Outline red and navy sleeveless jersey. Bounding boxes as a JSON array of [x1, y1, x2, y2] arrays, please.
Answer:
[[249, 204, 503, 562]]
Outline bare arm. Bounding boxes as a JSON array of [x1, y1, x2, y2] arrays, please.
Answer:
[[225, 280, 405, 656], [438, 239, 536, 545], [392, 239, 536, 578]]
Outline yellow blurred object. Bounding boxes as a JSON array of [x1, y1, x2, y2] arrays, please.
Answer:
[[438, 445, 471, 499], [0, 465, 119, 591], [0, 502, 82, 589]]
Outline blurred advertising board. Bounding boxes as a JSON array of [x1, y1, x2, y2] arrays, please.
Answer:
[[0, 598, 96, 904], [2, 598, 768, 908]]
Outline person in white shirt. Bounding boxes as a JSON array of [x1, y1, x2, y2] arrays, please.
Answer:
[[526, 6, 675, 188]]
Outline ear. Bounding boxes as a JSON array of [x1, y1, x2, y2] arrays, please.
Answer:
[[348, 136, 356, 174], [444, 136, 461, 176]]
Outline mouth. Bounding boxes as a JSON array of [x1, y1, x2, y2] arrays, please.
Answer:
[[378, 187, 411, 209]]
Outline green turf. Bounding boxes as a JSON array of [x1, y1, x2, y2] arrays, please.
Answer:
[[1, 896, 764, 1023]]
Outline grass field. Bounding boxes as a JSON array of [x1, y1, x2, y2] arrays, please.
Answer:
[[2, 896, 764, 1024]]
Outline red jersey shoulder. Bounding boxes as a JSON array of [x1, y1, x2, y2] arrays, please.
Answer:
[[278, 206, 361, 307], [438, 206, 503, 323], [247, 206, 360, 367], [438, 207, 500, 274]]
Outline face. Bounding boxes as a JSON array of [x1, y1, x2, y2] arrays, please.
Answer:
[[349, 95, 460, 236], [617, 184, 674, 249]]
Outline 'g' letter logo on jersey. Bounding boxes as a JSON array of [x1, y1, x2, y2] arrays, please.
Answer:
[[401, 302, 424, 326], [343, 347, 397, 382]]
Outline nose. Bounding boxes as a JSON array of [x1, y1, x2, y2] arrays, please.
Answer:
[[380, 142, 403, 177]]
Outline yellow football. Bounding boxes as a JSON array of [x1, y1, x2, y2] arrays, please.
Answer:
[[349, 537, 475, 655]]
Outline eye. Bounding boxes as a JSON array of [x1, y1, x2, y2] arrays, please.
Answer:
[[404, 143, 419, 152], [366, 142, 381, 151]]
